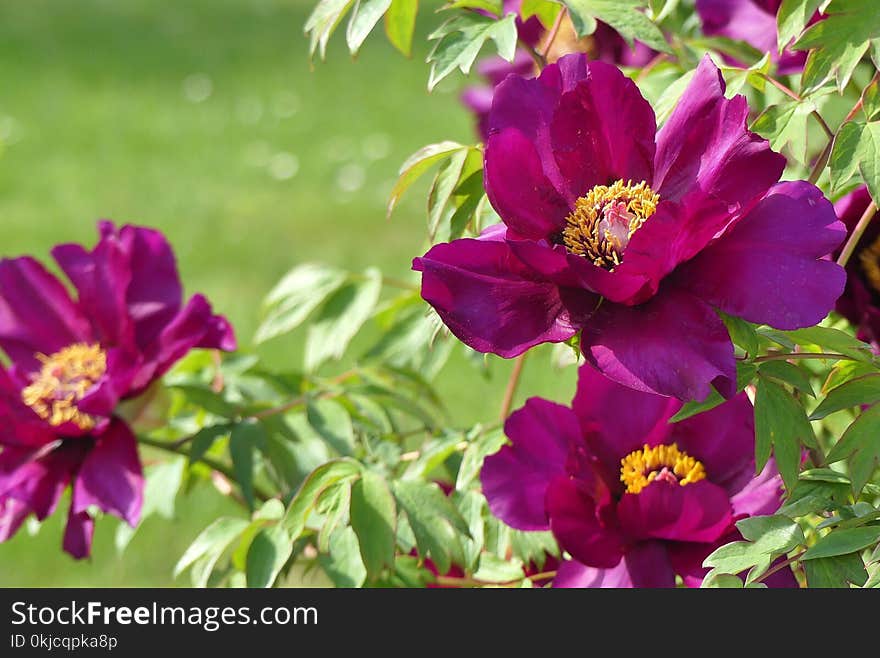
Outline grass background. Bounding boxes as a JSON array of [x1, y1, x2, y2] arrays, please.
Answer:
[[0, 0, 575, 586]]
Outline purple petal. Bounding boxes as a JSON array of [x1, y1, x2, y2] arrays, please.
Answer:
[[581, 288, 736, 402], [552, 558, 631, 588], [671, 392, 756, 491], [414, 238, 596, 357], [623, 541, 677, 587], [482, 398, 579, 530], [62, 508, 95, 560], [485, 54, 655, 238], [545, 476, 626, 568], [617, 480, 733, 543], [52, 229, 134, 348], [72, 420, 143, 526], [676, 181, 846, 329], [571, 364, 678, 483], [0, 497, 29, 542], [0, 444, 82, 520], [0, 369, 59, 448], [653, 55, 784, 207], [0, 257, 91, 371], [730, 460, 784, 517]]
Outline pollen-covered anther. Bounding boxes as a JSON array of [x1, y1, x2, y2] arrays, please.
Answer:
[[21, 343, 107, 431], [619, 442, 706, 495], [562, 179, 659, 269]]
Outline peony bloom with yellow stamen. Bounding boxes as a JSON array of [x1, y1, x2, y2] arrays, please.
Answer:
[[416, 53, 846, 402], [481, 365, 797, 588], [0, 221, 236, 558]]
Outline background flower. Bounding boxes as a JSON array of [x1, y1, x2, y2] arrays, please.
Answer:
[[0, 221, 236, 557], [481, 364, 797, 587], [417, 54, 845, 401]]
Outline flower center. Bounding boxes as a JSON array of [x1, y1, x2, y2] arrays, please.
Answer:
[[21, 343, 107, 430], [619, 442, 706, 495], [858, 234, 880, 294], [562, 179, 659, 269]]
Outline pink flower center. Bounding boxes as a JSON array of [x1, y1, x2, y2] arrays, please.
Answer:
[[562, 179, 659, 270]]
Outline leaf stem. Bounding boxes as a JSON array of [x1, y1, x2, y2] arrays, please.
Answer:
[[836, 201, 878, 267], [752, 352, 858, 363], [499, 353, 528, 421], [137, 435, 273, 503], [539, 7, 567, 64], [752, 550, 806, 584], [757, 73, 833, 139]]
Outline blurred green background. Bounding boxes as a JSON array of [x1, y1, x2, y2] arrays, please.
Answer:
[[0, 0, 574, 586]]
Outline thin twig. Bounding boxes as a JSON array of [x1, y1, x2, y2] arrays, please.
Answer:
[[540, 7, 567, 63], [757, 73, 833, 138], [752, 352, 859, 364], [836, 201, 878, 267], [752, 550, 805, 584], [499, 354, 528, 421], [635, 52, 669, 83]]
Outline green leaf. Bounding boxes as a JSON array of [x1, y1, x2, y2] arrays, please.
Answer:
[[804, 553, 868, 587], [562, 0, 670, 52], [350, 472, 397, 580], [347, 0, 393, 55], [720, 312, 759, 356], [701, 572, 744, 588], [246, 525, 293, 588], [859, 121, 880, 203], [703, 515, 804, 575], [825, 402, 880, 493], [284, 458, 362, 538], [754, 377, 815, 488], [793, 0, 877, 93], [456, 427, 506, 490], [810, 373, 880, 419], [319, 526, 367, 587], [189, 424, 232, 465], [174, 517, 250, 582], [453, 489, 486, 572], [393, 480, 469, 574], [803, 526, 880, 560], [653, 69, 696, 126], [758, 361, 814, 397], [768, 326, 873, 362], [304, 267, 382, 371], [305, 0, 357, 61], [387, 141, 466, 217], [864, 77, 880, 122], [831, 121, 867, 193], [171, 385, 236, 417], [255, 263, 348, 344], [751, 100, 814, 165], [116, 458, 185, 553], [777, 0, 825, 50], [384, 0, 418, 56], [473, 553, 525, 583], [426, 14, 518, 91], [306, 398, 356, 455], [230, 421, 267, 511], [521, 0, 562, 27]]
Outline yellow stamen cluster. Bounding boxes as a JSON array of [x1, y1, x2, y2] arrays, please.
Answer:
[[859, 234, 880, 294], [21, 343, 107, 430], [619, 442, 706, 495], [562, 179, 659, 269]]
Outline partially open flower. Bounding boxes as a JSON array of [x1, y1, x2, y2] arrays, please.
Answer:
[[481, 365, 797, 587], [0, 221, 236, 557], [834, 186, 880, 346], [417, 54, 845, 401], [696, 0, 816, 74], [461, 2, 656, 140]]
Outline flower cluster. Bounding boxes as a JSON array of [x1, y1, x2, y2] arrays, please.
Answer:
[[482, 365, 796, 587], [0, 222, 235, 558]]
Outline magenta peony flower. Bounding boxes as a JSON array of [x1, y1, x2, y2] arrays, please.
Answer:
[[696, 0, 815, 74], [461, 2, 655, 140], [481, 365, 797, 588], [0, 221, 236, 557], [417, 54, 845, 401], [834, 186, 880, 346]]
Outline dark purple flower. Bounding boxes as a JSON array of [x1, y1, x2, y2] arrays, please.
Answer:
[[0, 221, 236, 557], [417, 54, 845, 401], [696, 0, 816, 74], [834, 186, 880, 346], [462, 3, 656, 140], [482, 364, 798, 588]]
